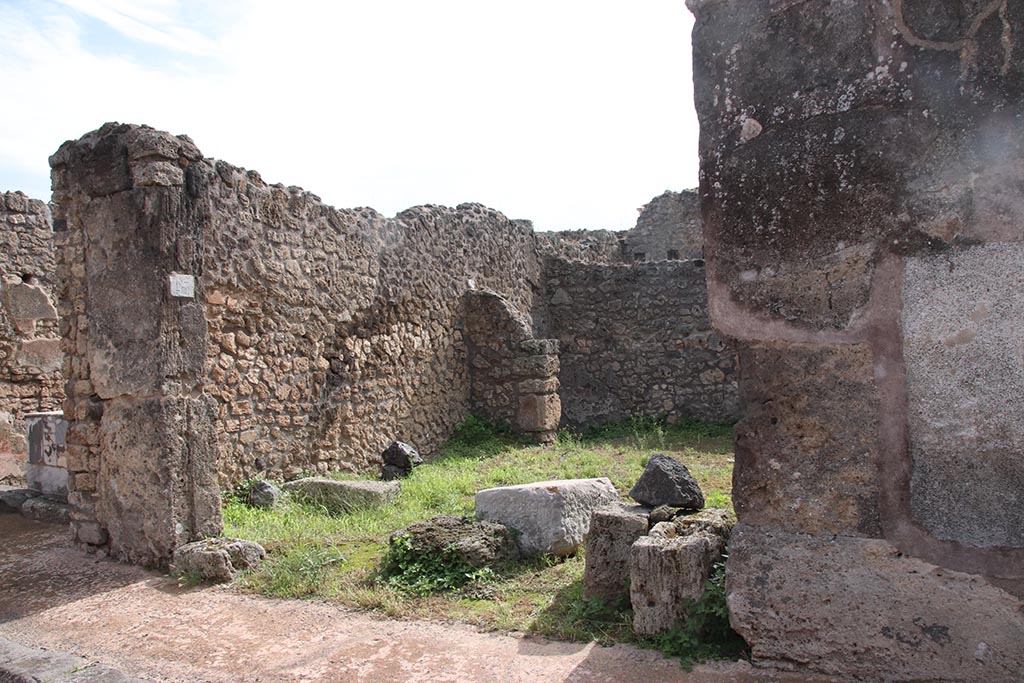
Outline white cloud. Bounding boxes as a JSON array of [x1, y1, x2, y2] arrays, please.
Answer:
[[51, 0, 217, 55], [0, 0, 697, 230]]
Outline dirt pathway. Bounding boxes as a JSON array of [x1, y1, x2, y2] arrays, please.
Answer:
[[0, 516, 825, 682]]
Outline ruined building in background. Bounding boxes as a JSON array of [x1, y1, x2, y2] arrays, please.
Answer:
[[0, 192, 63, 486], [692, 0, 1024, 680], [0, 121, 739, 564]]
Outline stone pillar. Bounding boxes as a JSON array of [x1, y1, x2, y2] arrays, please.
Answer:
[[691, 1, 1024, 680], [464, 290, 561, 441], [51, 123, 222, 566]]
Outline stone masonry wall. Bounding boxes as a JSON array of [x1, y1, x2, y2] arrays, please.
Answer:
[[624, 190, 703, 262], [535, 229, 625, 264], [0, 192, 63, 484], [692, 0, 1024, 680], [201, 162, 544, 483], [50, 123, 547, 564], [545, 257, 737, 427]]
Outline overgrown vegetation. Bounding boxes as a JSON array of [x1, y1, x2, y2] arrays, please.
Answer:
[[222, 415, 740, 664], [377, 533, 497, 595]]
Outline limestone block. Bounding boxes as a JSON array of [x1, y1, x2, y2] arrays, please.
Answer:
[[629, 454, 704, 509], [512, 354, 559, 377], [583, 503, 650, 607], [733, 343, 881, 536], [1, 281, 57, 327], [282, 477, 400, 514], [21, 496, 70, 525], [97, 396, 222, 566], [171, 537, 265, 583], [516, 392, 560, 433], [727, 525, 1024, 682], [475, 477, 619, 557], [14, 339, 62, 373], [630, 530, 725, 635]]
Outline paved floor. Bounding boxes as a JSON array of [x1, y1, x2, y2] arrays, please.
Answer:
[[0, 516, 832, 683]]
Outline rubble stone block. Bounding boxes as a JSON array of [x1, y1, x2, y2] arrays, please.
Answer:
[[21, 496, 70, 525], [629, 531, 725, 636], [475, 477, 619, 557], [282, 477, 400, 514], [727, 525, 1024, 682], [171, 537, 265, 583], [391, 514, 519, 569], [629, 454, 704, 509], [247, 480, 284, 509], [583, 503, 650, 607]]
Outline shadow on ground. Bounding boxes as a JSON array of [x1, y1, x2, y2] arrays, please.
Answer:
[[0, 514, 177, 623]]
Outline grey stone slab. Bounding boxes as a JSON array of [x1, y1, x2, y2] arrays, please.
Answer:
[[21, 496, 69, 525], [903, 244, 1024, 548], [727, 524, 1024, 682], [475, 478, 619, 557], [0, 636, 150, 683]]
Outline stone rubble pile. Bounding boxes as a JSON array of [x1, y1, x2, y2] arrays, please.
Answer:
[[580, 454, 735, 634]]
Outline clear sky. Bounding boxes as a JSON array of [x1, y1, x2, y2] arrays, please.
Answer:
[[0, 0, 697, 231]]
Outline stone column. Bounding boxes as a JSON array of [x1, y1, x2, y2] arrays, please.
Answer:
[[691, 1, 1024, 680], [51, 123, 222, 566]]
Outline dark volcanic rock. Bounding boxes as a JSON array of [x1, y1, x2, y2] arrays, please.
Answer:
[[247, 480, 284, 509], [381, 441, 423, 480], [629, 454, 704, 509]]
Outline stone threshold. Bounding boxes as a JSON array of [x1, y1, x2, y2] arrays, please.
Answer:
[[0, 635, 149, 683]]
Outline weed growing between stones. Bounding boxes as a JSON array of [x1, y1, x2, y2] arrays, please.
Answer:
[[224, 415, 737, 659], [378, 534, 497, 595], [640, 561, 749, 669]]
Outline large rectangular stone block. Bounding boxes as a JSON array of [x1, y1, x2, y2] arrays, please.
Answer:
[[583, 504, 650, 608], [733, 343, 881, 536], [727, 524, 1024, 682]]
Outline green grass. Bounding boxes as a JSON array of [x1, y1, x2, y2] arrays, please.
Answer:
[[223, 415, 736, 652]]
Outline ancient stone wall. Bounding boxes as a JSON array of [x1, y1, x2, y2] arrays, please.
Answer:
[[201, 162, 544, 483], [51, 123, 547, 562], [0, 192, 63, 484], [691, 0, 1024, 679], [544, 257, 737, 427], [535, 229, 624, 264], [52, 125, 223, 564], [624, 190, 703, 262]]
